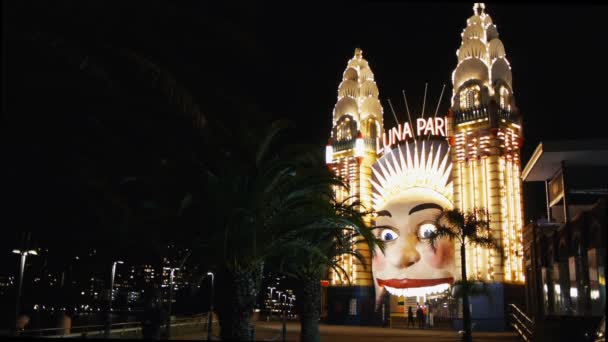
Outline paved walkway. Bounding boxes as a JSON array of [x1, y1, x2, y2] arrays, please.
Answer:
[[175, 321, 521, 341]]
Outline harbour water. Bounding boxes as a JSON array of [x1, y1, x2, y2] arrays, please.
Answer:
[[20, 311, 142, 330]]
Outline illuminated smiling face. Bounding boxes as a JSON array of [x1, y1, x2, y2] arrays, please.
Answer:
[[372, 187, 455, 307]]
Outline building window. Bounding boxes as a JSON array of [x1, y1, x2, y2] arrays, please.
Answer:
[[553, 263, 563, 314], [499, 87, 511, 111], [349, 298, 357, 316], [569, 256, 579, 315], [336, 118, 354, 141], [366, 119, 378, 140], [459, 85, 480, 110], [541, 267, 551, 315], [588, 249, 604, 315]]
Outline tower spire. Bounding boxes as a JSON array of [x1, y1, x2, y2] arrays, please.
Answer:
[[354, 47, 363, 59], [326, 48, 384, 288], [449, 3, 524, 284]]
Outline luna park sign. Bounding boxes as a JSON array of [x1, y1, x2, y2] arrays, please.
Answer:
[[376, 116, 447, 153]]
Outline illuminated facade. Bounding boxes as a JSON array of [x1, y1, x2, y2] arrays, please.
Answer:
[[325, 3, 525, 326], [448, 2, 524, 284], [326, 47, 384, 288]]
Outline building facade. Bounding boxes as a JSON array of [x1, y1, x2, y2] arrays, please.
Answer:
[[324, 3, 525, 328], [448, 2, 524, 284], [521, 140, 607, 324], [324, 47, 384, 325]]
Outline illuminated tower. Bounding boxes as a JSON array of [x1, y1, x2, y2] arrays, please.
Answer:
[[326, 48, 384, 289], [448, 3, 524, 283]]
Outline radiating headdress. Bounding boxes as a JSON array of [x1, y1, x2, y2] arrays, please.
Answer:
[[371, 140, 453, 210]]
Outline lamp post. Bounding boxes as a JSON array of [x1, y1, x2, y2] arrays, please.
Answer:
[[289, 295, 295, 318], [206, 272, 214, 341], [267, 287, 275, 320], [163, 267, 179, 339], [105, 260, 123, 339], [275, 291, 283, 318], [281, 294, 287, 342], [12, 249, 37, 331]]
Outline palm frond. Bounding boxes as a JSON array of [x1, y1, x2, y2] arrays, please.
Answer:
[[119, 48, 207, 131], [254, 119, 293, 167], [426, 224, 462, 252], [469, 236, 504, 259]]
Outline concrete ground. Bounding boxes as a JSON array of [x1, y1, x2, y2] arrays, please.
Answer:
[[174, 321, 521, 341]]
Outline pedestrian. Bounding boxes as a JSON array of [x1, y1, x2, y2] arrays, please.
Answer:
[[429, 308, 434, 328], [58, 311, 72, 336], [141, 290, 162, 340], [15, 313, 30, 334], [416, 305, 423, 329], [407, 306, 414, 328], [422, 305, 428, 328]]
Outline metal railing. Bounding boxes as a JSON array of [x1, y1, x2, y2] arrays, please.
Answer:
[[333, 138, 354, 152], [497, 108, 517, 122], [454, 106, 518, 124], [13, 314, 217, 339], [454, 107, 489, 124], [507, 304, 534, 342], [332, 137, 377, 153]]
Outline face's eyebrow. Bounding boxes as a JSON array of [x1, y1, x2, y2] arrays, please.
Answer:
[[409, 203, 443, 215], [376, 210, 392, 217]]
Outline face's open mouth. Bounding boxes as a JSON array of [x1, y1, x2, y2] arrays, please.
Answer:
[[377, 277, 453, 297]]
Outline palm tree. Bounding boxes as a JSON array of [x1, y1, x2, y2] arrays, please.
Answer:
[[425, 208, 502, 342], [276, 193, 380, 342], [192, 120, 351, 340]]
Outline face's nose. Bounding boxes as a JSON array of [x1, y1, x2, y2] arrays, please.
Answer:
[[387, 233, 421, 268]]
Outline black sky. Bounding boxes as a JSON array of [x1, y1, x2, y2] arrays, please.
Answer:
[[2, 1, 607, 268]]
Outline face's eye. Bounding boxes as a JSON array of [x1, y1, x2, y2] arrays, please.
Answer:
[[418, 222, 437, 239], [380, 229, 398, 242]]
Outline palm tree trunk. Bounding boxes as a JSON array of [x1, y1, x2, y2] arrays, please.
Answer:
[[219, 266, 262, 341], [460, 243, 472, 342], [297, 273, 321, 342]]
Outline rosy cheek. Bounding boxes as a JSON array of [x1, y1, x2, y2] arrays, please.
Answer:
[[422, 239, 454, 268], [372, 249, 386, 273]]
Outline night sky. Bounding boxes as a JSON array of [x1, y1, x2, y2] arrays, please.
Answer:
[[2, 1, 607, 270]]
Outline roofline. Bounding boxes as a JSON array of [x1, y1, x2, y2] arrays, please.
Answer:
[[521, 141, 543, 181]]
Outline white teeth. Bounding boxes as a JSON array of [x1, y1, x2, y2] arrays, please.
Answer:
[[383, 283, 450, 297]]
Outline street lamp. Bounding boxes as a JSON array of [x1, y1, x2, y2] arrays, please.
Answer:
[[281, 294, 287, 342], [163, 267, 179, 339], [105, 260, 123, 338], [267, 287, 276, 319], [275, 291, 283, 316], [206, 272, 214, 341], [289, 295, 295, 318], [13, 249, 37, 331], [268, 286, 276, 299]]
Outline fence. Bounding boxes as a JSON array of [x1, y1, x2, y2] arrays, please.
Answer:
[[12, 314, 217, 339]]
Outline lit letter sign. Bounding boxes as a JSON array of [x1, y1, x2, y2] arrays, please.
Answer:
[[377, 117, 447, 154], [434, 117, 446, 136], [401, 122, 414, 140], [417, 118, 427, 136]]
